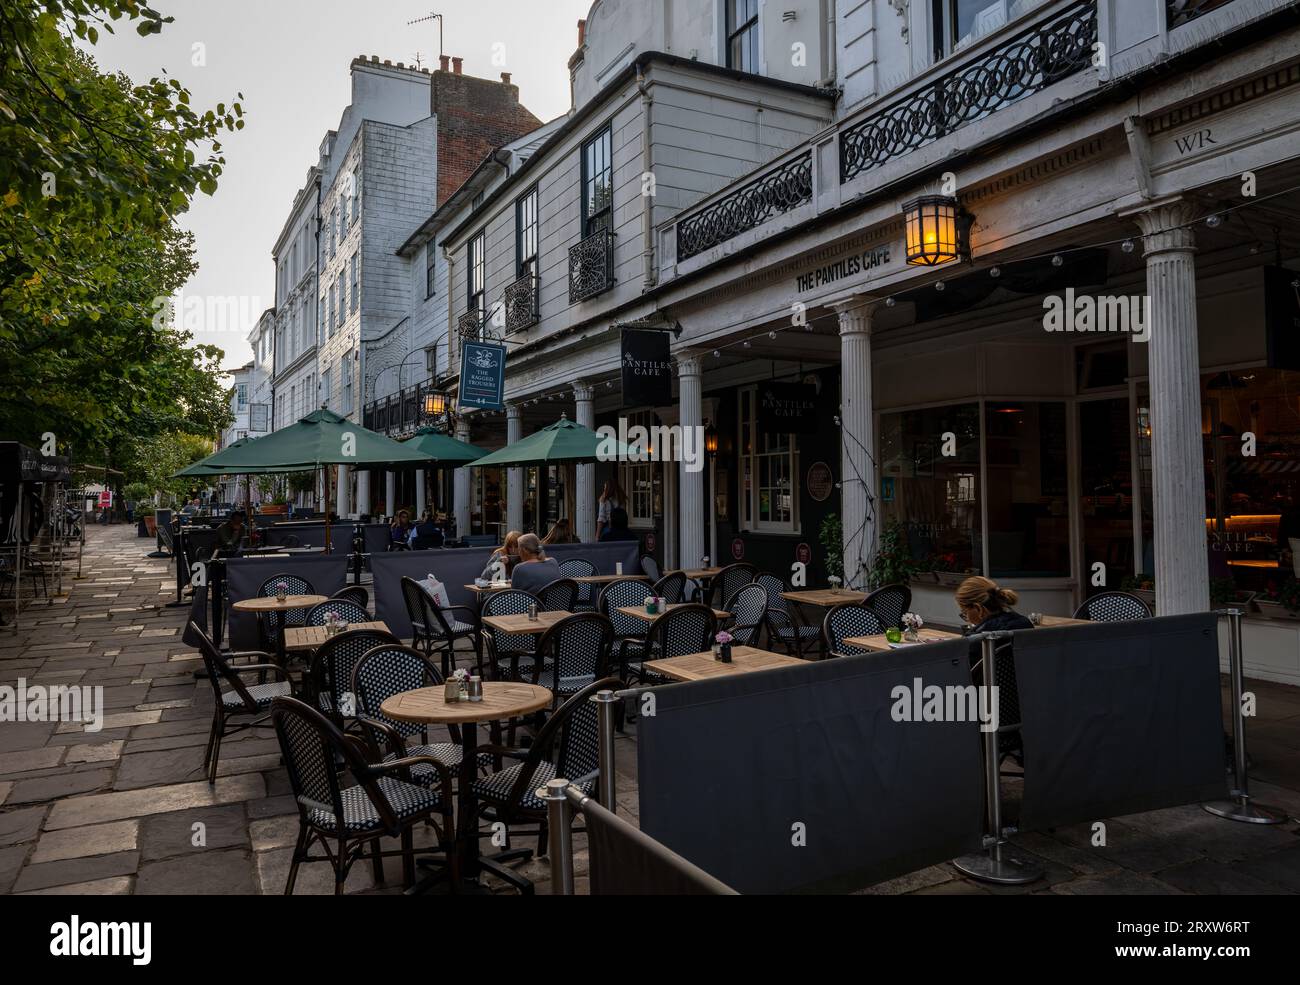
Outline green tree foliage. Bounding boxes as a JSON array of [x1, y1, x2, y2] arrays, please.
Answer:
[[0, 1, 242, 469]]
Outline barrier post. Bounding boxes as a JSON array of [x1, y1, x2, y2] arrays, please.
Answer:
[[1203, 609, 1288, 824], [593, 689, 619, 813], [543, 778, 575, 895], [953, 632, 1043, 885]]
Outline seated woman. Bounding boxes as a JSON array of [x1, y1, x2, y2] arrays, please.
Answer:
[[509, 533, 562, 594], [480, 529, 521, 581], [541, 517, 577, 545], [955, 576, 1033, 635]]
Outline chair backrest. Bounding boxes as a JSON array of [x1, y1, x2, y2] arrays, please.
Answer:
[[272, 696, 401, 835], [189, 620, 257, 712], [652, 571, 687, 604], [753, 572, 789, 613], [399, 575, 436, 638], [647, 603, 718, 659], [305, 598, 369, 627], [181, 583, 209, 648], [598, 578, 656, 638], [723, 584, 768, 647], [557, 558, 598, 607], [536, 577, 578, 613], [1073, 591, 1152, 622], [352, 643, 441, 741], [823, 603, 886, 656], [309, 628, 398, 725], [536, 613, 614, 691], [482, 589, 542, 658], [715, 563, 758, 607], [864, 584, 911, 629], [412, 533, 443, 550], [640, 555, 661, 582], [331, 585, 369, 608], [258, 573, 317, 630]]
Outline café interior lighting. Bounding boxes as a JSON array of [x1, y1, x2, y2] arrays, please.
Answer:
[[903, 195, 969, 266], [423, 390, 447, 417]]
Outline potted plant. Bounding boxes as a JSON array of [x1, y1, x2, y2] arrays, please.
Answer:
[[1120, 573, 1156, 610], [868, 520, 917, 589], [819, 513, 844, 586], [138, 505, 157, 537], [1256, 579, 1300, 622]]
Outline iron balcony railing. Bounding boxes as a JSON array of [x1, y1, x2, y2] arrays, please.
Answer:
[[676, 151, 813, 262], [458, 309, 485, 341], [1167, 0, 1235, 29], [568, 227, 614, 303], [503, 272, 539, 331], [362, 381, 444, 437], [839, 0, 1097, 183]]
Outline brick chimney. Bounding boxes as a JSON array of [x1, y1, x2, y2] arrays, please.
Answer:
[[500, 72, 511, 85], [577, 19, 586, 46], [451, 56, 463, 74], [439, 54, 450, 72]]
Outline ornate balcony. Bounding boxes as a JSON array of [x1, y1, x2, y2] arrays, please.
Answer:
[[503, 272, 539, 331], [568, 227, 614, 303], [840, 0, 1097, 184], [1167, 0, 1234, 29], [362, 382, 444, 437], [457, 309, 485, 341], [676, 151, 814, 262]]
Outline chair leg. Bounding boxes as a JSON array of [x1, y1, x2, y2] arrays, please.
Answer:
[[202, 707, 220, 771], [284, 824, 308, 895], [208, 715, 226, 784], [370, 837, 385, 883], [335, 841, 348, 894], [401, 827, 415, 889], [535, 819, 548, 859]]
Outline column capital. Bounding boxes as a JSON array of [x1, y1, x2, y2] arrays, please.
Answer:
[[505, 401, 522, 421], [572, 381, 595, 402], [831, 296, 878, 336], [675, 352, 704, 376], [1123, 196, 1198, 257]]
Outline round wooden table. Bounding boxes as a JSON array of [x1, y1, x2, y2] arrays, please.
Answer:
[[231, 595, 328, 660], [381, 682, 552, 885]]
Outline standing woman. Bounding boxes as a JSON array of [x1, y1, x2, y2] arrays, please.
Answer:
[[597, 478, 627, 539]]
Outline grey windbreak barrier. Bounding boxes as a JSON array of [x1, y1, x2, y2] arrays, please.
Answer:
[[223, 554, 350, 649], [636, 639, 986, 894], [1014, 612, 1227, 831]]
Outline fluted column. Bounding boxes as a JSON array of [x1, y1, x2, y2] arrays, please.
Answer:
[[454, 417, 472, 538], [677, 355, 706, 568], [355, 469, 370, 519], [385, 471, 396, 518], [573, 382, 596, 543], [1135, 199, 1208, 614], [506, 402, 524, 534], [335, 464, 351, 518], [834, 300, 877, 590]]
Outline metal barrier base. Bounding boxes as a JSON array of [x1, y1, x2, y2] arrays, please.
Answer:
[[1202, 798, 1290, 825], [952, 849, 1044, 885]]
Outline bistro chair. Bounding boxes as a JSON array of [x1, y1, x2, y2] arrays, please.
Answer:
[[557, 557, 598, 610], [711, 562, 758, 609], [1072, 591, 1152, 622], [331, 585, 369, 609], [351, 643, 492, 783], [481, 588, 544, 682], [756, 573, 820, 659], [528, 612, 614, 711], [864, 584, 912, 630], [307, 627, 398, 730], [598, 577, 656, 644], [651, 571, 687, 604], [640, 555, 662, 583], [619, 603, 718, 686], [822, 603, 886, 658], [723, 583, 769, 648], [470, 677, 622, 892], [272, 696, 458, 895], [191, 622, 295, 784], [535, 577, 579, 613], [304, 598, 369, 627], [398, 575, 480, 678], [256, 572, 317, 655]]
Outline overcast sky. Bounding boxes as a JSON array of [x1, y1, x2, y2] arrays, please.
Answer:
[[91, 0, 591, 371]]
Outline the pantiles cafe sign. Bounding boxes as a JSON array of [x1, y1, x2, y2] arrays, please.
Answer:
[[795, 244, 892, 293]]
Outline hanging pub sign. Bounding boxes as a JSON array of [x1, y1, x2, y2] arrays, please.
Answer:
[[757, 381, 819, 434], [458, 341, 507, 411], [620, 328, 673, 408]]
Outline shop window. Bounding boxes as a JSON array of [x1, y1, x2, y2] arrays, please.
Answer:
[[880, 403, 981, 574], [619, 409, 658, 529], [726, 0, 759, 73], [580, 126, 612, 238], [931, 0, 1048, 59], [738, 387, 800, 533], [984, 401, 1069, 577]]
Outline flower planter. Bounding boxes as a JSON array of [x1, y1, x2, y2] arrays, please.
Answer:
[[259, 505, 288, 516], [1254, 600, 1300, 623], [144, 516, 157, 536], [933, 571, 968, 588]]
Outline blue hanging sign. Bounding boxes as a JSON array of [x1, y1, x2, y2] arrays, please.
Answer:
[[458, 341, 506, 411]]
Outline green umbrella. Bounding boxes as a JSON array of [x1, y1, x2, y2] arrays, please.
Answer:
[[195, 408, 430, 470], [171, 438, 316, 478], [400, 427, 489, 464], [468, 416, 636, 468]]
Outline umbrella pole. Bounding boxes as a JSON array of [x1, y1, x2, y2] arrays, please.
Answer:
[[323, 465, 331, 553]]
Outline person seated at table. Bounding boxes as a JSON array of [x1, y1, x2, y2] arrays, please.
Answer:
[[509, 533, 562, 594], [408, 511, 445, 549], [213, 510, 246, 558], [598, 507, 640, 543], [389, 509, 413, 545], [480, 530, 521, 581], [955, 576, 1032, 636], [541, 518, 577, 546]]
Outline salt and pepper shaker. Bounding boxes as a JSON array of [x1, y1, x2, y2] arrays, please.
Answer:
[[528, 603, 538, 621], [468, 676, 483, 702]]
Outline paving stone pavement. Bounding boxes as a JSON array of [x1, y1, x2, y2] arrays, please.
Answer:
[[0, 524, 1297, 895]]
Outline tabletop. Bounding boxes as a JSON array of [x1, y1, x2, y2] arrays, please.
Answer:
[[643, 646, 807, 682], [570, 573, 651, 584], [781, 589, 870, 607], [480, 610, 571, 634], [1035, 615, 1091, 627], [667, 567, 723, 579], [465, 583, 513, 594], [283, 621, 391, 652], [617, 604, 732, 622], [844, 628, 963, 652], [380, 682, 553, 726], [231, 594, 328, 613]]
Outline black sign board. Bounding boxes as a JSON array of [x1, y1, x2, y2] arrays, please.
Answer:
[[756, 381, 819, 434], [0, 442, 71, 483], [621, 329, 673, 408], [1265, 265, 1300, 371], [458, 341, 506, 411]]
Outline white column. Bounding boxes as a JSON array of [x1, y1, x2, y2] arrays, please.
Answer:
[[663, 459, 677, 570], [1135, 199, 1208, 614], [573, 382, 596, 542], [506, 402, 524, 534], [415, 469, 427, 517], [834, 300, 877, 590], [385, 471, 396, 518], [354, 468, 370, 519], [708, 456, 718, 564], [677, 354, 705, 568], [454, 418, 471, 538], [335, 464, 351, 518]]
